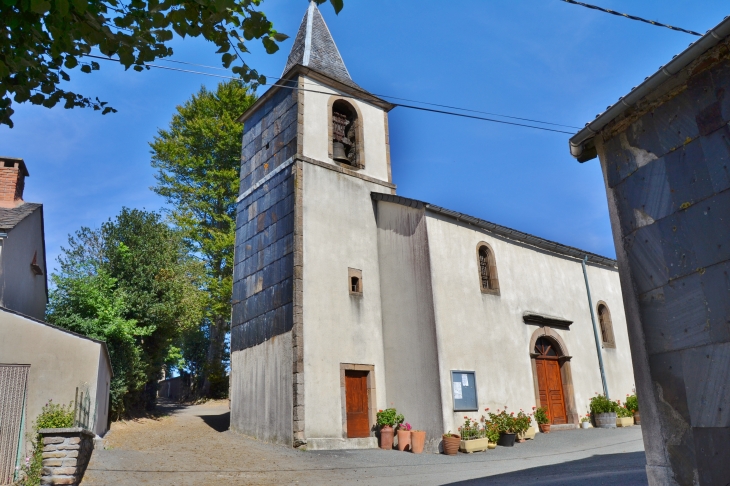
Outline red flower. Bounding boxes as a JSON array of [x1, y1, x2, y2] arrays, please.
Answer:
[[532, 406, 536, 410], [485, 408, 490, 411], [510, 412, 514, 416]]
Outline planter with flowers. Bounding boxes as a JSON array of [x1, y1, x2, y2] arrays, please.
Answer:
[[458, 417, 490, 453], [625, 394, 640, 425], [580, 415, 591, 429], [616, 400, 634, 427], [486, 408, 518, 447], [514, 409, 535, 442], [376, 408, 403, 450], [410, 428, 426, 454], [590, 394, 617, 429], [534, 406, 550, 433], [397, 422, 412, 451]]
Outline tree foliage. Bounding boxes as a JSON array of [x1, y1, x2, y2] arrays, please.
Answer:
[[150, 80, 255, 396], [1, 0, 344, 127], [47, 208, 204, 416]]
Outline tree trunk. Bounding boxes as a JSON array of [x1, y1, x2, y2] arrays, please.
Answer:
[[202, 314, 228, 397]]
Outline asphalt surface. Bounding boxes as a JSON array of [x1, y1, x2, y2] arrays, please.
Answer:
[[83, 400, 647, 485]]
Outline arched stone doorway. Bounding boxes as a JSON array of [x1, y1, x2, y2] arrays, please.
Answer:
[[529, 327, 579, 426]]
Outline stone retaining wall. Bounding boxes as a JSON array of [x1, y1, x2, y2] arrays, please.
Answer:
[[39, 428, 94, 485]]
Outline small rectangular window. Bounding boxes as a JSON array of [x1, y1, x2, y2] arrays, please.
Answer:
[[348, 268, 363, 295], [451, 371, 478, 411]]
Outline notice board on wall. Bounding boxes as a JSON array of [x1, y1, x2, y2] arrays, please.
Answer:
[[451, 370, 477, 411]]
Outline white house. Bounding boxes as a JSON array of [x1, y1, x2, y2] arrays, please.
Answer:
[[0, 158, 112, 484], [229, 1, 635, 451]]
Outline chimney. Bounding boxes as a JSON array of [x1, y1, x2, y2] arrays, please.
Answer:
[[0, 157, 29, 208]]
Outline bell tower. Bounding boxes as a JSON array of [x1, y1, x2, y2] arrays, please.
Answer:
[[231, 0, 396, 449]]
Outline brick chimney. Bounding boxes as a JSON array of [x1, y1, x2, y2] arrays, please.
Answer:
[[0, 157, 29, 208]]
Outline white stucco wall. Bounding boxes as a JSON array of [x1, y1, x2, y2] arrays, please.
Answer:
[[424, 212, 635, 433], [300, 77, 390, 183], [0, 207, 47, 320], [0, 309, 112, 443], [301, 162, 391, 439]]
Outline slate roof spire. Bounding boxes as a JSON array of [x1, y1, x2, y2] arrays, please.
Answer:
[[282, 1, 356, 87]]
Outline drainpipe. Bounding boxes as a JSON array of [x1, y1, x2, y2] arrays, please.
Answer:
[[582, 256, 609, 399]]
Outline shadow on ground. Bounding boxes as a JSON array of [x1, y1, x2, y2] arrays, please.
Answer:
[[445, 451, 647, 486], [198, 412, 230, 433]]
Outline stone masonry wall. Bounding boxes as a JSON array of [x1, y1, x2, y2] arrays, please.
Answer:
[[39, 428, 94, 485], [597, 46, 730, 485]]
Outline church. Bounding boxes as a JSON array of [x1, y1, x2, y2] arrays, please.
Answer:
[[230, 1, 635, 451]]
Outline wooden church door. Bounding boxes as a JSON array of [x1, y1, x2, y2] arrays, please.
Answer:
[[345, 370, 370, 438], [534, 338, 567, 425]]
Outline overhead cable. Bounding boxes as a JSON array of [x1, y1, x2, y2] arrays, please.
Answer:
[[154, 58, 581, 129], [82, 54, 575, 135], [559, 0, 703, 36]]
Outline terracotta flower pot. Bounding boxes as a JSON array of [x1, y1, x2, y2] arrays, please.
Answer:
[[442, 434, 460, 455], [397, 429, 411, 451], [539, 423, 551, 434], [410, 430, 426, 454], [379, 426, 394, 450], [633, 411, 641, 425]]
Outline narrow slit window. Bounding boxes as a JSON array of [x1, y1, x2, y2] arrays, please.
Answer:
[[348, 268, 363, 295]]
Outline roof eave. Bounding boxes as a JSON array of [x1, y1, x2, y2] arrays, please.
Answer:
[[569, 15, 730, 162]]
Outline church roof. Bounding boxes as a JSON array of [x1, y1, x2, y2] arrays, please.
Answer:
[[282, 1, 360, 90], [371, 193, 617, 268]]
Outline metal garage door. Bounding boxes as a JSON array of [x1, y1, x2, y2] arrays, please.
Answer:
[[0, 365, 29, 485]]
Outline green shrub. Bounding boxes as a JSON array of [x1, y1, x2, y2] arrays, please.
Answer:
[[625, 394, 638, 413], [534, 406, 549, 425], [376, 408, 403, 428], [15, 400, 75, 486], [617, 406, 633, 418], [589, 394, 618, 414]]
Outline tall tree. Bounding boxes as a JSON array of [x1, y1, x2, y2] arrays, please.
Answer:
[[150, 80, 255, 396], [47, 208, 205, 413], [0, 0, 344, 127]]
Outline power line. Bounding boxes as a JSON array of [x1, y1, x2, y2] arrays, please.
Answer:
[[559, 0, 703, 36], [154, 58, 581, 129], [82, 54, 576, 135]]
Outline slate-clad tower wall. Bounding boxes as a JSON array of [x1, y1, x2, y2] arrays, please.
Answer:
[[230, 83, 298, 444]]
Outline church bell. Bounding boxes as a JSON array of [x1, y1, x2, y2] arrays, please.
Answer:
[[333, 141, 350, 163]]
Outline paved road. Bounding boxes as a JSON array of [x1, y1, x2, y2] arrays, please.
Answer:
[[83, 400, 647, 485]]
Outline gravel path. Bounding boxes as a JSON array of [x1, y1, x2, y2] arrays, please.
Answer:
[[82, 400, 647, 485]]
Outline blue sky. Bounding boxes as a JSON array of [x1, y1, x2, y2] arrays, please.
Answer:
[[2, 0, 728, 272]]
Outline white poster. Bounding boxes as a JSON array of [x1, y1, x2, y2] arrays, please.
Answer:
[[453, 382, 463, 400], [462, 374, 469, 387]]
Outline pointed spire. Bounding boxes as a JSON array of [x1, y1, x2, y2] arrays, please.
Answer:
[[282, 1, 356, 87]]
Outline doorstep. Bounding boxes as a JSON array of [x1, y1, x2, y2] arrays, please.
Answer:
[[306, 437, 378, 450], [549, 424, 578, 431]]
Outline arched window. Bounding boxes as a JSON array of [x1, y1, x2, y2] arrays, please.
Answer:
[[331, 99, 361, 168], [476, 243, 499, 295], [597, 303, 615, 348], [534, 337, 559, 357]]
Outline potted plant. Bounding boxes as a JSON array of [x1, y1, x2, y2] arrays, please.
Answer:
[[534, 406, 550, 433], [410, 428, 426, 454], [625, 394, 640, 425], [514, 409, 534, 442], [487, 408, 517, 447], [442, 431, 460, 455], [397, 422, 412, 451], [580, 414, 591, 429], [458, 416, 490, 453], [590, 394, 617, 429], [376, 408, 403, 450], [616, 400, 634, 427], [484, 420, 500, 449]]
